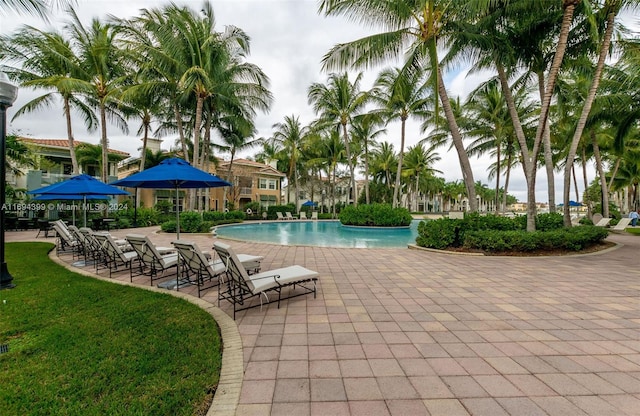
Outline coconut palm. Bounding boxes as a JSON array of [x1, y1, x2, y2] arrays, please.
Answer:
[[560, 0, 639, 226], [271, 115, 311, 210], [350, 113, 386, 204], [370, 67, 431, 208], [308, 72, 368, 207], [65, 8, 129, 182], [0, 0, 74, 19], [318, 0, 478, 211], [1, 26, 97, 174], [402, 143, 441, 211]]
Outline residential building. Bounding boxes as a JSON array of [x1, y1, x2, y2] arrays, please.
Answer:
[[116, 153, 286, 212], [216, 159, 285, 211], [14, 137, 129, 192]]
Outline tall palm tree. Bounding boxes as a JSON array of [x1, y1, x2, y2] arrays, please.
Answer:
[[65, 8, 129, 182], [1, 26, 97, 174], [368, 141, 398, 203], [370, 67, 431, 207], [308, 72, 368, 207], [350, 113, 385, 204], [402, 143, 441, 211], [560, 0, 639, 226], [271, 115, 311, 210], [0, 0, 75, 19], [318, 0, 478, 211]]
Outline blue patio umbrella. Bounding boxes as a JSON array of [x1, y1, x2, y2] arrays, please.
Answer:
[[28, 174, 130, 227], [301, 200, 317, 207], [109, 158, 231, 238], [33, 193, 108, 226]]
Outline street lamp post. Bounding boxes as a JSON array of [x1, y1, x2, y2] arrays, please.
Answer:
[[0, 72, 18, 290]]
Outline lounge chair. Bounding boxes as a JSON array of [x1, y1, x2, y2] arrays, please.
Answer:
[[612, 217, 631, 232], [126, 234, 179, 284], [595, 217, 612, 227], [51, 220, 81, 256], [276, 211, 285, 221], [172, 240, 263, 298], [299, 211, 308, 220], [285, 212, 297, 220], [92, 232, 139, 278], [213, 241, 319, 319], [311, 211, 318, 220]]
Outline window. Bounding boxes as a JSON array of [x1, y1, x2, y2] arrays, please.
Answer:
[[260, 195, 277, 208], [258, 178, 278, 190], [63, 163, 73, 175]]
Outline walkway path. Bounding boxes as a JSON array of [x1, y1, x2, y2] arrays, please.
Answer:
[[8, 227, 640, 415]]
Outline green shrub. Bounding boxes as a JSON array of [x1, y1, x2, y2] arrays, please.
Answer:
[[117, 218, 131, 229], [178, 211, 203, 233], [416, 219, 460, 249], [225, 210, 246, 220], [160, 220, 177, 233], [579, 217, 594, 225], [339, 203, 412, 227], [203, 210, 225, 221], [416, 212, 609, 253], [535, 212, 564, 231], [462, 226, 608, 253]]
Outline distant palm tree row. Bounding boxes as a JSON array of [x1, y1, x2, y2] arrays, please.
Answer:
[[2, 1, 639, 230]]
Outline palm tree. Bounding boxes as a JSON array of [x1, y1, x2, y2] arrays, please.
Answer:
[[0, 0, 75, 19], [560, 0, 639, 226], [370, 67, 431, 208], [368, 141, 398, 203], [75, 142, 124, 176], [65, 8, 129, 182], [271, 115, 311, 210], [350, 113, 385, 204], [318, 0, 478, 211], [308, 72, 368, 207], [5, 135, 36, 176], [2, 26, 97, 174], [143, 148, 172, 170], [402, 143, 441, 211]]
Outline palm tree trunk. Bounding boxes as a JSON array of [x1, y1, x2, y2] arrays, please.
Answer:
[[63, 96, 79, 175], [364, 139, 370, 204], [392, 118, 407, 208], [496, 63, 537, 230], [495, 144, 501, 214], [174, 103, 188, 159], [99, 103, 108, 182], [341, 122, 357, 206], [563, 7, 614, 226], [436, 66, 477, 212], [608, 158, 621, 190], [572, 163, 579, 202], [502, 152, 513, 214], [591, 130, 609, 218], [537, 71, 556, 212]]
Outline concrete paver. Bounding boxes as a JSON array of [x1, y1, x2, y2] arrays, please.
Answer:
[[9, 226, 640, 415]]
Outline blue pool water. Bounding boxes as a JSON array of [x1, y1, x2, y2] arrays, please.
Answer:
[[215, 220, 421, 248]]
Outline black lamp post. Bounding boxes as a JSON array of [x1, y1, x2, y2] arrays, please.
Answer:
[[0, 71, 18, 290]]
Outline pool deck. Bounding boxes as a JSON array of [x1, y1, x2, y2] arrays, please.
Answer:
[[7, 227, 640, 416]]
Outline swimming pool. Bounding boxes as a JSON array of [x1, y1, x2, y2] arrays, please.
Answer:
[[215, 220, 421, 248]]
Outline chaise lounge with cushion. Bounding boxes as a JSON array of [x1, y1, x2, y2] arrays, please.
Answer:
[[172, 240, 263, 298], [213, 241, 319, 319]]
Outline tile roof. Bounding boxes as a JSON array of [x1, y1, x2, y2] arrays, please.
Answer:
[[19, 137, 130, 156], [219, 158, 285, 177]]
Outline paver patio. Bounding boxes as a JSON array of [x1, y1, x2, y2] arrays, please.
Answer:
[[8, 226, 640, 416]]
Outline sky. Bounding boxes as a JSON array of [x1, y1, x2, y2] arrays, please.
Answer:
[[0, 0, 604, 204]]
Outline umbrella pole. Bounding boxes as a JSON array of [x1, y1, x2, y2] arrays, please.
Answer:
[[176, 185, 180, 240], [83, 196, 87, 228], [72, 201, 76, 226]]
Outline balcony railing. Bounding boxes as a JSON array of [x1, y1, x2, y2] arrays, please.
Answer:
[[238, 187, 252, 196]]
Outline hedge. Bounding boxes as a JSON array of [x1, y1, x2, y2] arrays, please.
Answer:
[[339, 204, 412, 227]]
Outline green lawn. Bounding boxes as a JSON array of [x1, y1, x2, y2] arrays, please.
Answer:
[[0, 242, 221, 416], [625, 227, 640, 236]]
